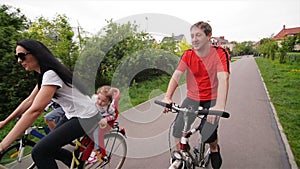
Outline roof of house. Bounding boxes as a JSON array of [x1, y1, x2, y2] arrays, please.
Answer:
[[211, 36, 229, 45], [273, 25, 300, 40], [161, 34, 185, 43]]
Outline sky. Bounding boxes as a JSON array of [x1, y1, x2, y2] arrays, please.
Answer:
[[2, 0, 300, 42]]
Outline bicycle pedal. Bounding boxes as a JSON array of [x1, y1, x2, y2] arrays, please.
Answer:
[[102, 156, 108, 162], [97, 154, 108, 163]]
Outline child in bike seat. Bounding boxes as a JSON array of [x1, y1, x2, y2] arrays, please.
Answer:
[[88, 85, 118, 163]]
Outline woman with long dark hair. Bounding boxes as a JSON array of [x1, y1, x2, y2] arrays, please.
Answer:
[[0, 39, 101, 168]]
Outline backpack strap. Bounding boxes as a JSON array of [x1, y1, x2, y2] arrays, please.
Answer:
[[212, 45, 230, 73]]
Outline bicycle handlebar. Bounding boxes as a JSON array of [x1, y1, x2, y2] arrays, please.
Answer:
[[154, 100, 230, 118]]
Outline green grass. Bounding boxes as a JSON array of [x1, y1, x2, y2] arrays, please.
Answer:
[[118, 75, 172, 111], [0, 112, 49, 142], [256, 58, 300, 167]]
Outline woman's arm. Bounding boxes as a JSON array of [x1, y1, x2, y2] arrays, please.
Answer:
[[0, 85, 57, 150], [0, 85, 39, 129]]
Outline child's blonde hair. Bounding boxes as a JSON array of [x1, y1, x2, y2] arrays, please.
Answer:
[[97, 85, 113, 103]]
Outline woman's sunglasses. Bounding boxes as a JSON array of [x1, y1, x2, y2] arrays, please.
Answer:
[[15, 52, 30, 61]]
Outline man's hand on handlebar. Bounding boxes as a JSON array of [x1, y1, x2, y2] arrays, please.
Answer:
[[207, 106, 224, 124], [162, 98, 172, 113]]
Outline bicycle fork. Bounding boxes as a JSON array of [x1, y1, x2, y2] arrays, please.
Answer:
[[169, 111, 194, 169]]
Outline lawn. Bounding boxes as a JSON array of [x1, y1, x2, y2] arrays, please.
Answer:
[[255, 57, 300, 167]]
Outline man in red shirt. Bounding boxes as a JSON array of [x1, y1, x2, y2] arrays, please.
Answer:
[[163, 21, 230, 169]]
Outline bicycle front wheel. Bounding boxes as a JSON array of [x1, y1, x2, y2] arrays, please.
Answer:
[[0, 141, 36, 169], [83, 132, 127, 169]]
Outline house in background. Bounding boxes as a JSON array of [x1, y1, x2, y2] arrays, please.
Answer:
[[211, 36, 234, 51], [161, 34, 186, 43], [161, 34, 187, 53], [273, 25, 300, 50]]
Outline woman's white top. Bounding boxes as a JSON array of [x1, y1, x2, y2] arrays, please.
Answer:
[[42, 70, 98, 119]]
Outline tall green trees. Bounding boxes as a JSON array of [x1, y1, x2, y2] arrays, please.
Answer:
[[0, 5, 179, 119], [27, 14, 80, 71], [0, 5, 35, 120], [0, 6, 81, 119]]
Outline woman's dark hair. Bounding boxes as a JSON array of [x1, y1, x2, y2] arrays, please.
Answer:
[[16, 39, 89, 95]]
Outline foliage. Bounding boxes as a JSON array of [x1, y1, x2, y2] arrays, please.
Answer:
[[75, 19, 178, 93], [26, 14, 80, 70], [119, 75, 171, 111], [256, 58, 300, 167], [158, 36, 177, 54], [231, 41, 255, 56], [0, 7, 81, 120], [282, 35, 298, 52], [285, 52, 300, 63], [278, 36, 298, 63], [112, 48, 179, 87], [175, 39, 191, 56], [258, 38, 278, 60], [0, 5, 36, 120]]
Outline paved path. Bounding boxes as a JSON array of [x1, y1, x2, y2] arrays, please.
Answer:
[[117, 55, 294, 169]]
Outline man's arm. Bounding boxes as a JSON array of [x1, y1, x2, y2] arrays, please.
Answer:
[[207, 72, 229, 124], [214, 72, 230, 111], [163, 70, 184, 104]]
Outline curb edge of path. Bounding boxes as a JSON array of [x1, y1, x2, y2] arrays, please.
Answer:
[[256, 59, 298, 169]]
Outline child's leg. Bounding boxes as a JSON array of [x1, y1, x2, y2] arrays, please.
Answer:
[[98, 126, 111, 157], [93, 128, 100, 149]]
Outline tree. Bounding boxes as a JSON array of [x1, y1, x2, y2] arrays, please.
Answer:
[[258, 38, 278, 60], [0, 5, 35, 120], [27, 14, 79, 70], [281, 35, 297, 52], [278, 36, 296, 63], [74, 20, 178, 93], [232, 41, 255, 56], [175, 39, 191, 56]]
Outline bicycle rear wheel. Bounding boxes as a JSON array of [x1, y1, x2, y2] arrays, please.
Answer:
[[83, 132, 127, 169], [0, 141, 36, 169]]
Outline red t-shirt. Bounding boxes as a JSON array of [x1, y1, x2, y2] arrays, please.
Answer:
[[177, 46, 230, 101]]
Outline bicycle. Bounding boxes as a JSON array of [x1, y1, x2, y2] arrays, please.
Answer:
[[0, 120, 126, 169], [154, 100, 230, 169], [70, 121, 127, 169], [0, 101, 61, 169], [0, 124, 50, 169], [1, 87, 127, 169]]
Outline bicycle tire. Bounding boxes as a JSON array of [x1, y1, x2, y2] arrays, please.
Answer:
[[0, 140, 36, 169], [82, 132, 127, 169]]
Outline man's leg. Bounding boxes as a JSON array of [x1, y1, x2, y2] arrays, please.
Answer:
[[209, 135, 222, 169]]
